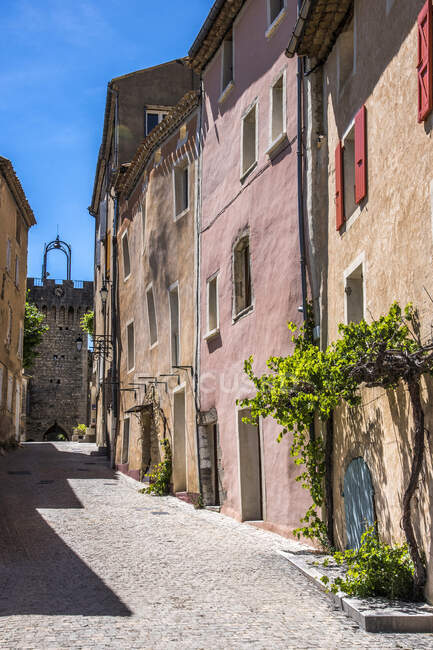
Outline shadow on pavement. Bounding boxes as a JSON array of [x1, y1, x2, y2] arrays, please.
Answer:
[[0, 443, 131, 617]]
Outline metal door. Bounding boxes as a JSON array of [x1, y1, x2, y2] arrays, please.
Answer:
[[344, 457, 375, 549]]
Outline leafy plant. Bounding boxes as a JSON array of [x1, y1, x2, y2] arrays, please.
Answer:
[[320, 526, 416, 601], [140, 438, 172, 496], [76, 424, 87, 434], [80, 311, 94, 337], [23, 296, 49, 369]]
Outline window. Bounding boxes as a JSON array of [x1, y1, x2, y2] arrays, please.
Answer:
[[16, 212, 21, 245], [417, 1, 433, 122], [145, 110, 167, 136], [146, 286, 158, 346], [338, 18, 354, 90], [105, 231, 111, 276], [270, 72, 286, 145], [14, 256, 19, 287], [6, 306, 12, 345], [7, 373, 13, 412], [241, 103, 258, 178], [17, 324, 23, 359], [268, 0, 285, 27], [127, 321, 135, 372], [221, 31, 233, 93], [6, 239, 11, 272], [121, 418, 130, 464], [206, 274, 219, 336], [122, 231, 131, 279], [169, 285, 180, 366], [141, 200, 146, 252], [173, 163, 189, 218], [345, 262, 364, 324], [335, 105, 367, 230], [233, 236, 253, 317]]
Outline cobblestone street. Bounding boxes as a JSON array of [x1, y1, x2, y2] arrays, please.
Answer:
[[0, 442, 431, 649]]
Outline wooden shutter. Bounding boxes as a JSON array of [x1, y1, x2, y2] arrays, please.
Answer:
[[418, 0, 433, 122], [355, 105, 367, 204], [335, 141, 344, 231]]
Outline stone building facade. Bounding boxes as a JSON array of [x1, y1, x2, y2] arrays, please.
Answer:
[[26, 276, 93, 441], [0, 156, 36, 443], [288, 0, 433, 600]]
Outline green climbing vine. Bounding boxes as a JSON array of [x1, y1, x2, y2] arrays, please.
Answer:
[[240, 302, 433, 591], [140, 438, 172, 496]]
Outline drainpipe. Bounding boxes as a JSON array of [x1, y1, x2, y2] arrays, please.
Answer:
[[110, 193, 119, 469], [194, 80, 204, 498], [296, 1, 308, 322]]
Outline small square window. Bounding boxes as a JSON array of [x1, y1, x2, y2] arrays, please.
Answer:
[[241, 103, 257, 178], [174, 164, 189, 218], [145, 110, 167, 136], [146, 286, 158, 347], [122, 231, 131, 279], [127, 321, 135, 372], [345, 263, 364, 324]]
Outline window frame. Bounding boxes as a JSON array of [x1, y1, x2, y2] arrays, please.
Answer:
[[266, 0, 287, 39], [146, 283, 158, 348], [240, 99, 259, 181], [267, 68, 287, 157], [144, 108, 168, 137], [121, 229, 131, 281], [168, 282, 181, 368], [343, 253, 366, 325], [232, 234, 253, 321], [205, 272, 220, 340], [219, 31, 235, 103], [121, 417, 130, 465], [173, 158, 190, 220], [126, 319, 135, 374], [337, 14, 356, 94]]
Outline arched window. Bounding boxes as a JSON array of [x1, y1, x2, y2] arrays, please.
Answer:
[[68, 306, 74, 325], [51, 305, 56, 321]]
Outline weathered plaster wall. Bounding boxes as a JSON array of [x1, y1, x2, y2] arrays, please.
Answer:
[[199, 0, 310, 535], [0, 172, 30, 442], [115, 112, 199, 494], [322, 0, 433, 599]]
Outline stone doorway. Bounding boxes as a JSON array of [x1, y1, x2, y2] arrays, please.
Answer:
[[43, 422, 69, 441], [237, 408, 263, 521], [173, 388, 186, 493]]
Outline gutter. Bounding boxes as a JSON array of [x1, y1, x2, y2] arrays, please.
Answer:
[[285, 0, 315, 58]]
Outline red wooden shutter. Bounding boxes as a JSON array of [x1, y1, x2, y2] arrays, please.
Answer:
[[335, 141, 344, 231], [355, 105, 367, 204], [418, 0, 433, 122]]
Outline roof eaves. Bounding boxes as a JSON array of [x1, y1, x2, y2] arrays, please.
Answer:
[[0, 156, 36, 227]]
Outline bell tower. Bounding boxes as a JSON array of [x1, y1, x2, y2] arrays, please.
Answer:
[[26, 238, 94, 441]]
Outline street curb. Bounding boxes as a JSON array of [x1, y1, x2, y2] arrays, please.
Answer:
[[277, 549, 433, 633]]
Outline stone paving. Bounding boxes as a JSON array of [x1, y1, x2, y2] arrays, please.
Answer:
[[0, 442, 432, 649]]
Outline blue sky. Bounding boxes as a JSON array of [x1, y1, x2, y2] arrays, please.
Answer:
[[0, 0, 213, 281]]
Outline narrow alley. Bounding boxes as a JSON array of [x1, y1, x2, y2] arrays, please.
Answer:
[[0, 442, 431, 649]]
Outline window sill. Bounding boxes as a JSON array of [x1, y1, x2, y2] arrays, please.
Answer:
[[265, 8, 286, 40], [123, 274, 131, 283], [204, 327, 220, 341], [232, 305, 253, 324], [127, 366, 135, 375], [149, 341, 158, 350], [266, 132, 288, 160], [218, 81, 235, 105], [240, 160, 257, 184], [174, 207, 189, 222]]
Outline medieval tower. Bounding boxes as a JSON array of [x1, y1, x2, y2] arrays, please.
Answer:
[[26, 237, 93, 441]]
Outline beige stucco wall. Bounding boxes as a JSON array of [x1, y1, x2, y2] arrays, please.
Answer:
[[321, 0, 433, 600], [0, 170, 30, 442], [115, 111, 199, 494]]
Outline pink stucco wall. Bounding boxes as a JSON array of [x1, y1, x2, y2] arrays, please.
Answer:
[[199, 0, 310, 535]]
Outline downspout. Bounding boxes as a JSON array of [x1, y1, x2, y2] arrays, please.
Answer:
[[194, 80, 204, 498], [296, 2, 308, 322], [109, 82, 119, 469]]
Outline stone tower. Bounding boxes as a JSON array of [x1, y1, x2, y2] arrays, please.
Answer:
[[26, 237, 93, 441]]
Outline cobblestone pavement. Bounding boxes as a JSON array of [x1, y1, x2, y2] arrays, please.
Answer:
[[0, 443, 432, 649]]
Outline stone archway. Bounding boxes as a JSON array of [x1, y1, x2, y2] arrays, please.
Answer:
[[42, 422, 69, 441]]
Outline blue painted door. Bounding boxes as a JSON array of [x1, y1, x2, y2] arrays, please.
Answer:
[[344, 457, 375, 549]]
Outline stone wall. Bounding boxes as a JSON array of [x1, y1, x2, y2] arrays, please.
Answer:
[[26, 278, 93, 441]]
